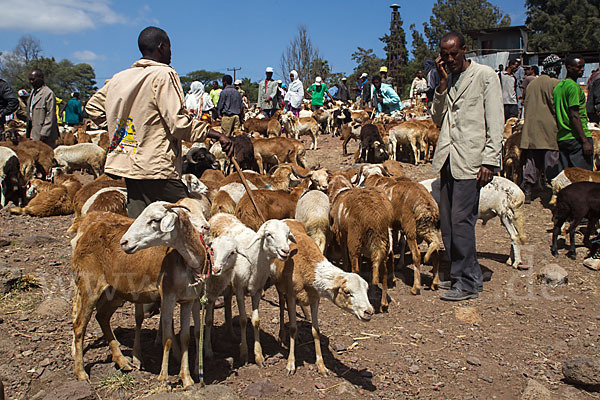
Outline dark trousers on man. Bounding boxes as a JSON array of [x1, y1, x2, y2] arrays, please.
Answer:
[[262, 108, 276, 118], [503, 104, 518, 121], [439, 160, 482, 294], [558, 137, 594, 171], [125, 178, 189, 218], [521, 149, 561, 188]]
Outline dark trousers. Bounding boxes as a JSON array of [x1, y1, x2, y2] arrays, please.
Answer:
[[262, 108, 276, 118], [125, 178, 189, 218], [558, 137, 593, 171], [503, 104, 518, 121], [521, 149, 561, 188], [439, 161, 482, 293]]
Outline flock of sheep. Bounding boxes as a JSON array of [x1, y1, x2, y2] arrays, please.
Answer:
[[1, 99, 600, 388]]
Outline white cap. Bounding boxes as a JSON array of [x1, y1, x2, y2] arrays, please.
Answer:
[[276, 80, 283, 84], [341, 77, 347, 80], [265, 67, 274, 73], [360, 73, 368, 78], [234, 79, 242, 85], [315, 76, 322, 83]]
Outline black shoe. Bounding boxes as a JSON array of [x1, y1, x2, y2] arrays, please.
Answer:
[[438, 280, 483, 292], [440, 288, 479, 301], [524, 189, 532, 204]]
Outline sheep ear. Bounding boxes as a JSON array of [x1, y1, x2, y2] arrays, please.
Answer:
[[160, 212, 177, 233], [288, 232, 297, 244]]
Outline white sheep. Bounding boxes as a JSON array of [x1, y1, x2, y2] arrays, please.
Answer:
[[120, 203, 238, 385], [420, 176, 527, 268], [53, 143, 106, 178], [209, 213, 296, 366], [294, 190, 330, 254]]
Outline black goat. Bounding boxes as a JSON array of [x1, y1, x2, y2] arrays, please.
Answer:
[[357, 124, 388, 164], [551, 182, 600, 259], [182, 147, 219, 178]]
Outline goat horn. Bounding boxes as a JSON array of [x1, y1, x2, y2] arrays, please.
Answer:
[[381, 165, 391, 177], [291, 165, 310, 179]]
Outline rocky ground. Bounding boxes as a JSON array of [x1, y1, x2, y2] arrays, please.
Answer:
[[1, 134, 600, 399]]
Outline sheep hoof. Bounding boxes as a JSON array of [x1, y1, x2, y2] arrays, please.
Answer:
[[410, 287, 421, 296], [180, 374, 194, 389], [75, 370, 89, 381], [379, 304, 389, 313], [567, 251, 576, 260], [316, 362, 328, 375], [286, 362, 296, 375], [131, 357, 142, 370], [551, 249, 558, 257]]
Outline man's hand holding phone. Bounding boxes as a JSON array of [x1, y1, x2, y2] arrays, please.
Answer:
[[435, 55, 448, 93]]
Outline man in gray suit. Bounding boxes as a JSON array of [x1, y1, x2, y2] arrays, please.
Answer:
[[27, 69, 58, 148], [431, 32, 504, 301], [257, 67, 279, 118]]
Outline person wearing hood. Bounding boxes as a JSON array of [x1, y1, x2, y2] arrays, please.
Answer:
[[370, 75, 402, 116], [306, 76, 334, 111], [86, 26, 233, 220], [284, 70, 304, 116], [185, 81, 214, 120]]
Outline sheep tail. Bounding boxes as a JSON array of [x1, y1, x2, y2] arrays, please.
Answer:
[[423, 232, 441, 264]]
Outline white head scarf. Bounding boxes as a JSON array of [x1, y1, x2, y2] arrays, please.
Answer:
[[284, 70, 304, 109], [185, 81, 214, 112]]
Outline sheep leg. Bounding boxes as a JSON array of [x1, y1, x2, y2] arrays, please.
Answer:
[[500, 215, 522, 268], [159, 295, 176, 383], [277, 290, 287, 345], [583, 218, 598, 248], [256, 154, 265, 175], [313, 130, 318, 150], [95, 295, 135, 372], [178, 302, 194, 389], [204, 298, 215, 360], [567, 217, 582, 259], [410, 139, 418, 165], [379, 254, 390, 312], [343, 136, 350, 155], [407, 238, 422, 295], [250, 293, 265, 366], [133, 303, 144, 369], [72, 286, 99, 381], [309, 302, 327, 374], [551, 217, 566, 257], [223, 286, 237, 341], [236, 290, 249, 364], [285, 292, 297, 375]]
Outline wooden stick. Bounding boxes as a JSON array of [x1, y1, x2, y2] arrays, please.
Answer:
[[230, 157, 266, 224]]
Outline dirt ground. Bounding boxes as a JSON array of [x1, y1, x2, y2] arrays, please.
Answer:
[[1, 133, 600, 399]]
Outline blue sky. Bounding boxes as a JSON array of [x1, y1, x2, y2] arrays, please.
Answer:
[[0, 0, 527, 86]]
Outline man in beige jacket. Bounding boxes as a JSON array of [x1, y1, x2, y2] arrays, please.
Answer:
[[86, 26, 232, 218], [431, 32, 503, 301]]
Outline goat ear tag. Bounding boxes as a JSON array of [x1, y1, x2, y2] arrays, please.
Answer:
[[160, 212, 177, 233]]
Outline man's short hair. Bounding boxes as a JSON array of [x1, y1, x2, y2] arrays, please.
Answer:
[[508, 59, 518, 67], [371, 75, 382, 83], [531, 66, 539, 75], [30, 69, 44, 78], [138, 26, 169, 56], [222, 75, 233, 85], [440, 31, 465, 48], [566, 54, 584, 66]]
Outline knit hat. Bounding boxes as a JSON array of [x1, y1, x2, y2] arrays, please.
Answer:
[[542, 54, 562, 77]]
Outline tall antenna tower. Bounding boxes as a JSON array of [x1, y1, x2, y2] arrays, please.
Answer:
[[388, 4, 403, 92]]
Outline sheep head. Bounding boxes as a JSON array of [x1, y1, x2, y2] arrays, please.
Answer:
[[254, 219, 296, 261], [331, 270, 374, 321], [120, 201, 205, 254], [206, 235, 238, 276], [181, 174, 208, 196]]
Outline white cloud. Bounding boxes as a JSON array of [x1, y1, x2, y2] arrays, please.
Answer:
[[72, 50, 105, 62], [0, 0, 127, 33]]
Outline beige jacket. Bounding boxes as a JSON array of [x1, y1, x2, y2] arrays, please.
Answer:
[[431, 61, 504, 180], [86, 59, 208, 180], [27, 85, 58, 143], [520, 75, 560, 150]]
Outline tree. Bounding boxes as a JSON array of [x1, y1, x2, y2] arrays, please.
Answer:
[[379, 8, 409, 92], [15, 35, 41, 65], [345, 47, 385, 100], [423, 0, 511, 50], [310, 58, 330, 82], [280, 25, 321, 85], [526, 0, 600, 52], [240, 77, 258, 104], [179, 69, 224, 93]]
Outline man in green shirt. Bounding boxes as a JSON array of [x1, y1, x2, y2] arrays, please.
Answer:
[[306, 76, 334, 111], [553, 55, 593, 170]]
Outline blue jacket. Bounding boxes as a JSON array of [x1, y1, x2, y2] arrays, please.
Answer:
[[64, 98, 82, 124], [371, 83, 402, 115]]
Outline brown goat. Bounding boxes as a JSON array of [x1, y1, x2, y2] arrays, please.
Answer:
[[243, 112, 282, 137], [235, 180, 310, 231], [362, 172, 441, 295], [252, 137, 298, 174], [328, 174, 393, 311], [68, 176, 126, 233]]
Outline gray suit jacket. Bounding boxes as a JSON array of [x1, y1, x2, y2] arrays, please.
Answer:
[[257, 79, 279, 110], [27, 85, 58, 143], [431, 61, 503, 180]]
